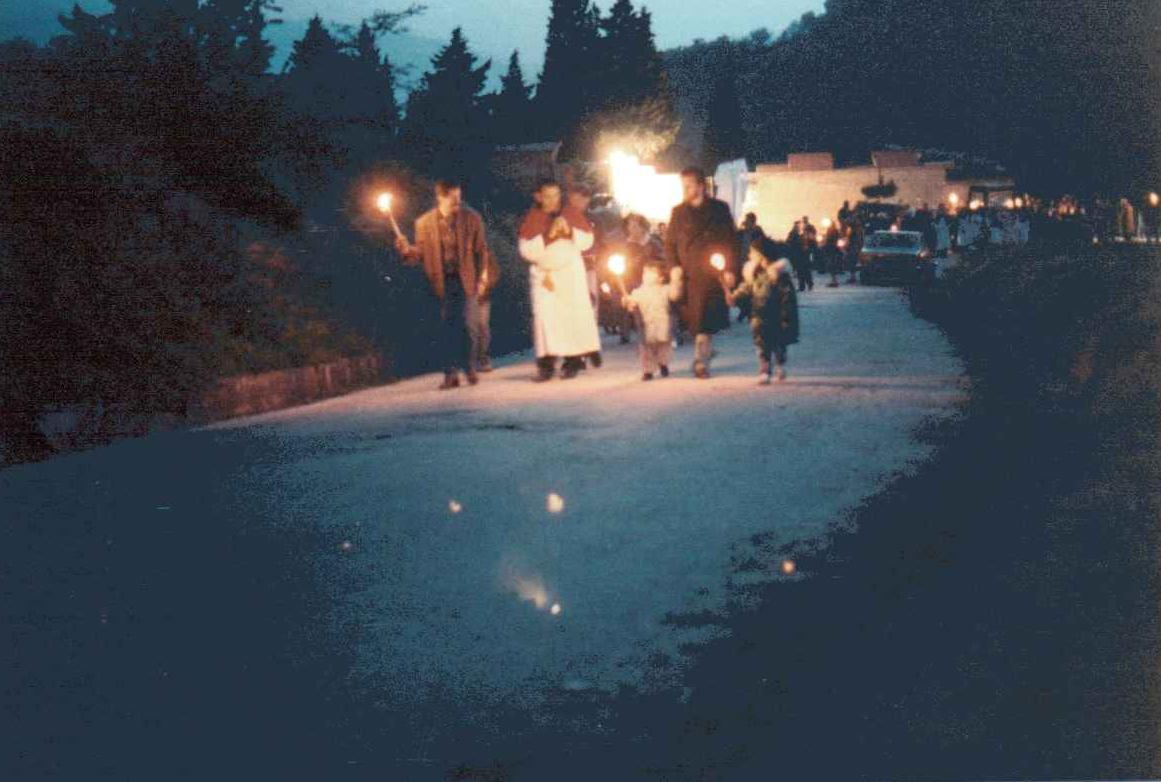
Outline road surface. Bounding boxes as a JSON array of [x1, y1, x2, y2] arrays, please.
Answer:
[[3, 284, 963, 778]]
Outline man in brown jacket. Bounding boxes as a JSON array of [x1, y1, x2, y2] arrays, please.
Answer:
[[396, 179, 494, 389]]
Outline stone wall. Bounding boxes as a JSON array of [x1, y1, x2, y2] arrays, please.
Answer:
[[189, 354, 385, 423]]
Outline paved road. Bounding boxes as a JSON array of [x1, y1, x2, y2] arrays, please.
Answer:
[[3, 284, 963, 779]]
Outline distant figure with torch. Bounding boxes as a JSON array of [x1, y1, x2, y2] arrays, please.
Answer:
[[393, 179, 493, 390], [665, 167, 737, 379], [518, 179, 602, 381]]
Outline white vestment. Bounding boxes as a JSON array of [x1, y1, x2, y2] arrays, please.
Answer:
[[519, 230, 602, 358]]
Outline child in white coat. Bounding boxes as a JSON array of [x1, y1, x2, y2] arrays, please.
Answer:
[[624, 260, 681, 381]]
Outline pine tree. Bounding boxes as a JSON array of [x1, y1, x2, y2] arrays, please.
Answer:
[[580, 0, 678, 160], [489, 51, 534, 144], [401, 27, 492, 182], [236, 0, 277, 76], [536, 0, 600, 141]]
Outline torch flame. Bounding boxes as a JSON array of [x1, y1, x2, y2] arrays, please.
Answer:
[[607, 254, 627, 276], [376, 192, 393, 213], [1150, 192, 1159, 207], [710, 253, 726, 272]]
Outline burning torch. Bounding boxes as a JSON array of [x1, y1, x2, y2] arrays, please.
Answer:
[[607, 253, 629, 297], [710, 252, 732, 297], [376, 191, 403, 240]]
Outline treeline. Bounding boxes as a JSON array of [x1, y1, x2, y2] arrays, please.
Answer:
[[667, 0, 1161, 196]]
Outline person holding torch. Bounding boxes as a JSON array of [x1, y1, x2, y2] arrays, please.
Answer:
[[392, 179, 493, 390], [664, 167, 738, 378]]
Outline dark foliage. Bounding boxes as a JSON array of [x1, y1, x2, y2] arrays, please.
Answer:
[[665, 0, 1161, 195]]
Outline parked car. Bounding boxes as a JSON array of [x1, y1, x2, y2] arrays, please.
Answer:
[[855, 201, 908, 233], [858, 230, 935, 285]]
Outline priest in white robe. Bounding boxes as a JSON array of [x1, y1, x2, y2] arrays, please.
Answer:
[[518, 180, 602, 381]]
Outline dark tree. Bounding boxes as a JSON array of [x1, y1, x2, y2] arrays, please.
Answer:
[[400, 27, 492, 183], [581, 0, 678, 160], [489, 50, 535, 144], [536, 0, 600, 142]]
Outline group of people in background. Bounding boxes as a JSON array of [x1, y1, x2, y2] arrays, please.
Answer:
[[393, 173, 1155, 392]]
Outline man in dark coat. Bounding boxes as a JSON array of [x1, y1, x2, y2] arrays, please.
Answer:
[[396, 179, 493, 389], [665, 167, 737, 378]]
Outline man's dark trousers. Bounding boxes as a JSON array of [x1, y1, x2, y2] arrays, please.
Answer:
[[439, 276, 478, 374]]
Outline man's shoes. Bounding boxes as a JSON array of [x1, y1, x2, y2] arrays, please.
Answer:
[[693, 364, 710, 379], [642, 373, 654, 381], [659, 365, 670, 378], [589, 352, 603, 369], [438, 373, 460, 390], [478, 360, 493, 373], [759, 372, 772, 385], [775, 366, 787, 382], [533, 372, 553, 383], [560, 365, 580, 380], [466, 371, 479, 386]]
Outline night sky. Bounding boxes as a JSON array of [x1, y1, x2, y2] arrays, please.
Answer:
[[6, 0, 825, 76]]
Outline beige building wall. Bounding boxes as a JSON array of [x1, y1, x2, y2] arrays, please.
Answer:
[[745, 161, 974, 238]]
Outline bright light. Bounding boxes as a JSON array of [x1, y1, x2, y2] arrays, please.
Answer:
[[376, 192, 393, 213], [1014, 197, 1025, 209], [710, 253, 726, 272], [837, 238, 848, 250], [608, 151, 683, 222], [889, 224, 900, 233], [448, 499, 463, 514], [821, 218, 832, 229], [607, 254, 626, 276], [969, 200, 983, 211], [781, 559, 796, 575], [550, 602, 562, 616], [1003, 198, 1016, 210], [340, 540, 353, 552], [547, 493, 565, 514], [600, 282, 611, 294], [1150, 192, 1160, 207], [948, 192, 960, 206]]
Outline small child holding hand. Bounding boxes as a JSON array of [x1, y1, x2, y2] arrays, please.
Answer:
[[624, 260, 681, 381], [728, 240, 800, 385]]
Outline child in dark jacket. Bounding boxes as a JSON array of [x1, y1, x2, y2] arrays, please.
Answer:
[[728, 240, 800, 385]]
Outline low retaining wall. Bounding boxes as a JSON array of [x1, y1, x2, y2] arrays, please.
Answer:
[[190, 354, 385, 423]]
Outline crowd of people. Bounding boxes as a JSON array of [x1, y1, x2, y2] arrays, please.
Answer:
[[393, 175, 1157, 391], [394, 169, 802, 389]]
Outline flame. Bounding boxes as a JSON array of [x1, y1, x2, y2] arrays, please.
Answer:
[[448, 499, 463, 514], [710, 253, 726, 271], [781, 559, 796, 575], [948, 192, 960, 205], [607, 254, 627, 276], [376, 192, 393, 213], [1150, 192, 1159, 207], [600, 282, 612, 294], [550, 602, 562, 616], [547, 493, 565, 514], [608, 151, 683, 222]]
